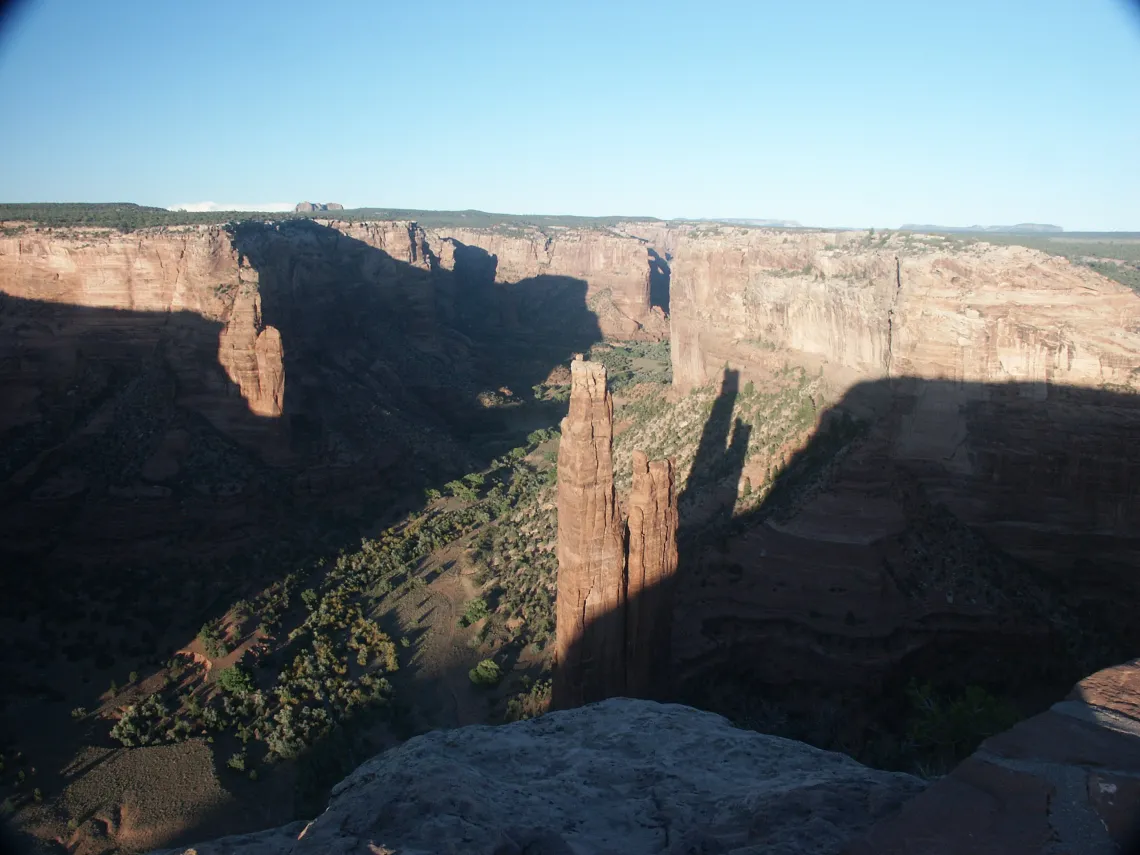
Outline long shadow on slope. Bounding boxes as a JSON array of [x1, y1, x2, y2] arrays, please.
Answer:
[[563, 373, 1140, 771], [0, 220, 603, 850]]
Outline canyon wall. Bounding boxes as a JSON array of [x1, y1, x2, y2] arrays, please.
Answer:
[[662, 226, 1140, 712], [5, 217, 1139, 709], [0, 218, 658, 570], [335, 220, 666, 339], [665, 227, 1140, 392]]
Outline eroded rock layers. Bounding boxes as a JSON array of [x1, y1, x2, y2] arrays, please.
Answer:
[[553, 357, 628, 708], [625, 450, 679, 699], [646, 224, 1140, 730], [554, 358, 679, 708]]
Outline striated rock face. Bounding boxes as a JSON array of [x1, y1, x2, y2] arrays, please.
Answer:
[[419, 224, 666, 339], [152, 699, 926, 855], [625, 450, 679, 699], [666, 227, 1140, 392], [849, 658, 1140, 854], [217, 290, 284, 419], [554, 358, 681, 708], [661, 226, 1140, 715], [554, 357, 627, 708]]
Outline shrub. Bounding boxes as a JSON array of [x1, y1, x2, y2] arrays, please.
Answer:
[[904, 681, 1021, 776], [226, 751, 246, 772], [445, 480, 478, 502], [129, 670, 139, 684], [506, 679, 552, 721], [70, 707, 87, 719], [469, 659, 502, 687], [198, 622, 230, 659], [458, 597, 490, 627], [217, 665, 254, 697]]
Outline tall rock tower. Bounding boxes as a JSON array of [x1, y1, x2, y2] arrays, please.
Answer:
[[625, 450, 679, 699], [553, 357, 628, 708], [553, 356, 679, 708]]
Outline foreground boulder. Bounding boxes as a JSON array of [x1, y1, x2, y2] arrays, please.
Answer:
[[154, 699, 924, 855], [848, 658, 1140, 854]]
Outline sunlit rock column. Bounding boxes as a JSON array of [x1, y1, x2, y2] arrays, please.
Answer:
[[553, 356, 628, 709], [625, 450, 678, 699]]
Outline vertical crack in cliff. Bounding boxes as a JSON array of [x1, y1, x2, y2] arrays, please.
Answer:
[[648, 248, 671, 315], [406, 222, 419, 264], [885, 255, 902, 377]]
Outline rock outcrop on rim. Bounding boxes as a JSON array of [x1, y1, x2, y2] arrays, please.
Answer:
[[151, 699, 927, 855]]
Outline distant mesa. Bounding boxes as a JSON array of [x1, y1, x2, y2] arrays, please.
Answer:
[[901, 222, 1063, 234], [294, 201, 345, 213], [714, 218, 803, 228]]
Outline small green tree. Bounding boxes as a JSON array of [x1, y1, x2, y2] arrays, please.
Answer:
[[458, 597, 490, 627], [227, 751, 246, 772], [469, 658, 502, 687], [198, 622, 229, 658], [445, 480, 478, 502], [217, 665, 254, 697]]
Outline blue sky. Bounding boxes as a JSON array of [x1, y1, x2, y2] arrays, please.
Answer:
[[0, 0, 1138, 229]]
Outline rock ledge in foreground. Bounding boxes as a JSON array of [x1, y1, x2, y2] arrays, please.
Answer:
[[154, 698, 924, 855]]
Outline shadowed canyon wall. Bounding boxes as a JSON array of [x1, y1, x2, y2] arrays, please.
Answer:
[[652, 225, 1140, 730], [0, 219, 616, 576]]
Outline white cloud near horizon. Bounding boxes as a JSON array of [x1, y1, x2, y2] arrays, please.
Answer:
[[168, 202, 295, 213]]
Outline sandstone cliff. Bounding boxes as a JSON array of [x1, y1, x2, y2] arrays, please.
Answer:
[[654, 226, 1140, 722], [665, 227, 1140, 392], [152, 699, 926, 855]]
